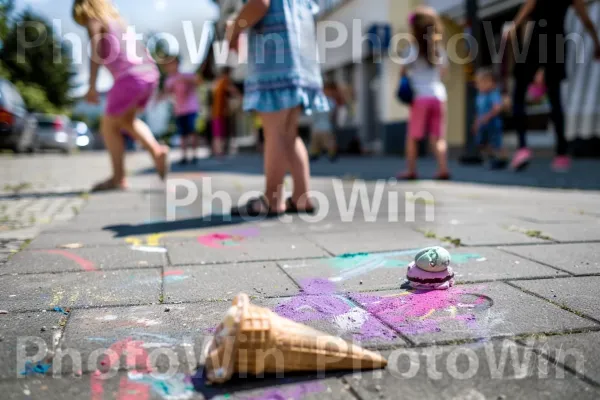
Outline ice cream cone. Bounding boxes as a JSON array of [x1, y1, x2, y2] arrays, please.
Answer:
[[204, 293, 387, 383]]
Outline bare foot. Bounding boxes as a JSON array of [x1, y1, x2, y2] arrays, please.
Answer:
[[155, 146, 170, 181], [91, 178, 128, 192]]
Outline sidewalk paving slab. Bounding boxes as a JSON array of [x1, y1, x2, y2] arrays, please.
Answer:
[[346, 342, 600, 400], [0, 311, 64, 380], [163, 263, 299, 303], [304, 230, 442, 255], [349, 283, 597, 345], [0, 270, 162, 312], [166, 236, 329, 265], [27, 231, 130, 250], [280, 247, 567, 293], [500, 243, 600, 275], [1, 247, 165, 275], [512, 276, 600, 322], [412, 224, 550, 246], [507, 222, 600, 243], [518, 331, 600, 386]]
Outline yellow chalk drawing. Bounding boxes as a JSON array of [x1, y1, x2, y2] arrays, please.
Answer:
[[419, 309, 436, 320], [383, 291, 413, 298], [124, 231, 200, 247], [69, 292, 80, 303], [448, 306, 457, 317], [50, 290, 64, 307], [125, 237, 142, 246], [147, 234, 163, 247]]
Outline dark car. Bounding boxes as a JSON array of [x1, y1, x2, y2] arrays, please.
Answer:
[[0, 79, 37, 153]]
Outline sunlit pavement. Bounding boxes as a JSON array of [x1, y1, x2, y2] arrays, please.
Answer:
[[1, 150, 600, 399]]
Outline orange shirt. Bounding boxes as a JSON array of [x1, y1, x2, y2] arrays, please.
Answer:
[[212, 77, 229, 119]]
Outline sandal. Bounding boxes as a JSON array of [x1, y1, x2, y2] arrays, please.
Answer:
[[156, 146, 170, 181], [285, 197, 316, 215], [231, 195, 284, 218]]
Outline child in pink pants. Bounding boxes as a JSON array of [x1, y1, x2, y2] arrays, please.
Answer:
[[397, 6, 450, 181]]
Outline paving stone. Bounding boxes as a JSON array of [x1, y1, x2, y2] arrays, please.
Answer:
[[347, 341, 599, 400], [166, 236, 328, 265], [280, 248, 566, 294], [515, 222, 600, 243], [513, 276, 600, 321], [0, 312, 64, 379], [519, 331, 600, 386], [414, 225, 550, 246], [304, 230, 442, 255], [1, 247, 165, 274], [500, 243, 600, 275], [27, 231, 127, 249], [349, 283, 596, 345], [163, 263, 298, 303], [0, 270, 162, 312], [58, 303, 229, 375]]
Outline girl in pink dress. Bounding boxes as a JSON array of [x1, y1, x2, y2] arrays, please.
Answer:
[[73, 0, 169, 191]]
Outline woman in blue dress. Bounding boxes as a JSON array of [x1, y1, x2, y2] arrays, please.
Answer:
[[227, 0, 328, 216]]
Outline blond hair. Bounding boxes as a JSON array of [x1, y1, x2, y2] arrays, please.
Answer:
[[72, 0, 121, 26]]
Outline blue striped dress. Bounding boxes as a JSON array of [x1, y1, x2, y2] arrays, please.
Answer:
[[243, 0, 329, 115]]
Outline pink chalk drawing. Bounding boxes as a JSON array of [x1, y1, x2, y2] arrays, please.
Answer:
[[37, 249, 98, 272], [240, 382, 326, 400], [162, 269, 190, 283], [274, 279, 399, 342], [273, 279, 492, 341], [197, 228, 260, 249], [351, 287, 492, 336]]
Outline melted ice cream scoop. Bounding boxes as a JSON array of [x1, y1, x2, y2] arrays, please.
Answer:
[[414, 246, 451, 273]]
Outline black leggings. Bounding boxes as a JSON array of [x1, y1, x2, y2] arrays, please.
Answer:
[[513, 69, 568, 156]]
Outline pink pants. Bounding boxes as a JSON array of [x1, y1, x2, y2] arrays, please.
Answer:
[[408, 97, 446, 140]]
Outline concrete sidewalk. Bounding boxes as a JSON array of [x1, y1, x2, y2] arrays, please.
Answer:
[[1, 152, 600, 399]]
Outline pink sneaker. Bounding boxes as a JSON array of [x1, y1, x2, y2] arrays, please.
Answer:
[[552, 156, 571, 172], [510, 148, 532, 171]]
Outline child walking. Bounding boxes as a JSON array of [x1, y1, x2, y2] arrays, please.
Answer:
[[211, 67, 240, 157], [310, 81, 338, 162], [227, 0, 328, 216], [397, 6, 450, 181], [164, 57, 200, 165], [473, 68, 507, 169], [73, 0, 168, 191]]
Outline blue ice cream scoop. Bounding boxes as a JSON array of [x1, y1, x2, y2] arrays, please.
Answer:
[[414, 246, 451, 273]]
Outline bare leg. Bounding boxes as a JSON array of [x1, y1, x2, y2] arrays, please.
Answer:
[[405, 136, 418, 174], [260, 109, 292, 213], [93, 113, 127, 191], [285, 108, 313, 210], [430, 136, 450, 176], [120, 108, 169, 180]]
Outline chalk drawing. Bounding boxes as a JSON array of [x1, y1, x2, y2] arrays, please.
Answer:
[[128, 372, 195, 400], [197, 228, 260, 249], [131, 245, 168, 253], [20, 361, 51, 376], [36, 250, 97, 272], [163, 269, 190, 283], [239, 382, 326, 400]]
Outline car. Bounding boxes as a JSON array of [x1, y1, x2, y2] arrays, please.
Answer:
[[33, 114, 77, 154], [72, 120, 95, 150], [0, 79, 37, 153]]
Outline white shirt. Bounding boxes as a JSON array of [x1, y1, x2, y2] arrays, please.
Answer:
[[402, 45, 448, 102]]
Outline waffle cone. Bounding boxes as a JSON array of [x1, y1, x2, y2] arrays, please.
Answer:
[[204, 293, 387, 383]]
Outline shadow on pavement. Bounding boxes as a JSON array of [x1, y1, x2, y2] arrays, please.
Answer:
[[137, 154, 600, 191], [104, 214, 265, 238], [191, 368, 352, 399]]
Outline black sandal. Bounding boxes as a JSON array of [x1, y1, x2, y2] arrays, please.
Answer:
[[285, 197, 316, 215], [231, 196, 284, 218]]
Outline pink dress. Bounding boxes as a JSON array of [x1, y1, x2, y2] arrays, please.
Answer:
[[100, 20, 159, 116], [164, 73, 199, 117]]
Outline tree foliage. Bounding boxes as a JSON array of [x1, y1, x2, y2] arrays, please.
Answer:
[[0, 6, 74, 114]]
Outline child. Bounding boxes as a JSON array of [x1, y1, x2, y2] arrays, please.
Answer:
[[310, 81, 338, 162], [473, 68, 507, 169], [163, 57, 200, 165], [397, 6, 450, 181], [211, 67, 240, 157], [73, 0, 168, 191], [227, 0, 327, 216]]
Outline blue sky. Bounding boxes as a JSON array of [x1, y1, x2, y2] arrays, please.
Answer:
[[15, 0, 219, 96]]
